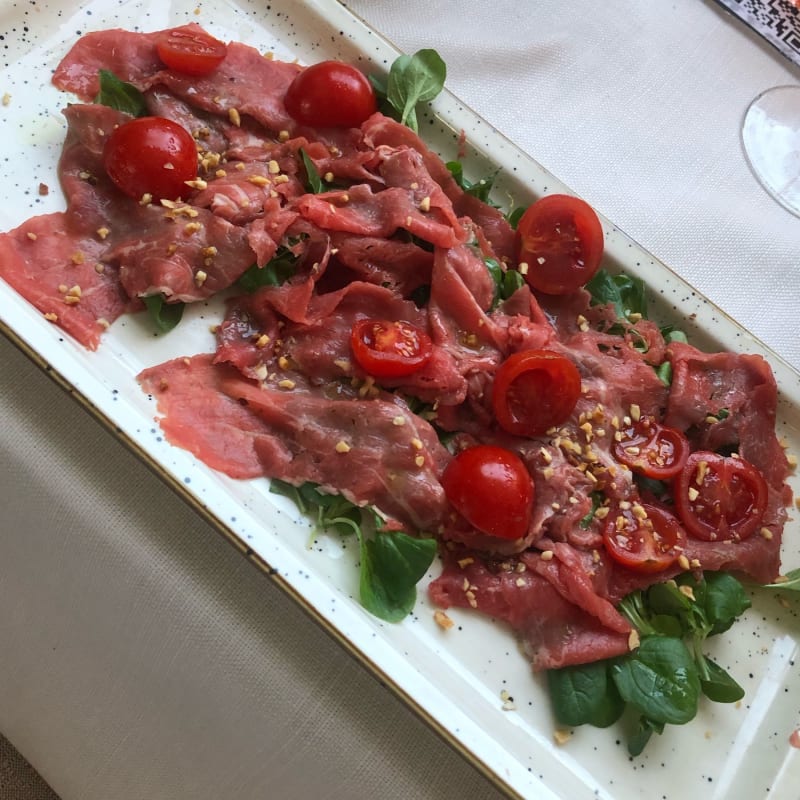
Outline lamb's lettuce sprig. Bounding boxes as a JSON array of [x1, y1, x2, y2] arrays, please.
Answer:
[[94, 69, 147, 117], [270, 479, 437, 622], [548, 571, 750, 756], [370, 49, 446, 132]]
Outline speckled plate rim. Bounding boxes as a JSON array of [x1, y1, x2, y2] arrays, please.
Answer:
[[0, 2, 799, 799]]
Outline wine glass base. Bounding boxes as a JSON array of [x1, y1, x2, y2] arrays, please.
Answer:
[[741, 85, 800, 218]]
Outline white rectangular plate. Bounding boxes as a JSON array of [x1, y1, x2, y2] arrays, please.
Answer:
[[1, 1, 799, 798]]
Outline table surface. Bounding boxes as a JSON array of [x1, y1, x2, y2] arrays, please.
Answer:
[[1, 2, 799, 799]]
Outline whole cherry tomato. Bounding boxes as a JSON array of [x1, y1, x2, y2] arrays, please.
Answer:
[[612, 417, 690, 480], [516, 194, 604, 295], [103, 117, 197, 201], [284, 61, 377, 127], [603, 502, 686, 573], [492, 350, 581, 437], [674, 451, 768, 542], [441, 445, 534, 540], [350, 319, 433, 378], [156, 27, 228, 76]]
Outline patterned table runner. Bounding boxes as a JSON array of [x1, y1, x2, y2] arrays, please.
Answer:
[[713, 0, 800, 65]]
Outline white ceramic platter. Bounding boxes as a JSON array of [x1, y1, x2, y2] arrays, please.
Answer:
[[1, 1, 799, 798]]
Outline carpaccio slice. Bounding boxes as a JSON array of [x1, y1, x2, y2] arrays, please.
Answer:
[[0, 25, 792, 672]]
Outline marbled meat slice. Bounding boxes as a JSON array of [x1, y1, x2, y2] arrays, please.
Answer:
[[328, 233, 434, 297], [0, 213, 131, 350], [111, 208, 256, 302], [0, 103, 142, 349], [429, 547, 631, 670], [138, 354, 452, 533], [138, 355, 277, 480], [665, 342, 790, 489], [362, 113, 516, 261], [53, 25, 301, 134], [296, 183, 464, 248]]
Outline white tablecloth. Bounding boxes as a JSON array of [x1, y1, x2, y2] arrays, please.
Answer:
[[1, 2, 798, 798]]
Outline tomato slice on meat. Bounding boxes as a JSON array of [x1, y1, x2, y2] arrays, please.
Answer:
[[441, 445, 534, 540], [516, 194, 604, 295], [492, 350, 581, 437], [674, 451, 768, 542], [156, 28, 228, 76], [612, 417, 690, 480], [285, 61, 377, 127], [103, 117, 198, 202], [350, 319, 432, 378], [603, 502, 686, 573]]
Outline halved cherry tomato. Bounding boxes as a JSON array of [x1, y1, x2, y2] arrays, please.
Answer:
[[103, 117, 197, 201], [674, 451, 768, 542], [603, 502, 686, 573], [284, 61, 377, 127], [441, 445, 534, 540], [156, 27, 228, 76], [516, 194, 604, 295], [350, 319, 432, 378], [612, 417, 690, 480], [492, 350, 581, 437]]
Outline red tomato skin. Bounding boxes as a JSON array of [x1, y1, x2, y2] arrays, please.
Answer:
[[156, 28, 228, 76], [284, 61, 377, 127], [674, 451, 768, 542], [350, 319, 433, 378], [612, 418, 690, 480], [103, 117, 197, 201], [603, 503, 686, 573], [441, 445, 534, 541], [492, 350, 581, 437], [516, 194, 604, 295]]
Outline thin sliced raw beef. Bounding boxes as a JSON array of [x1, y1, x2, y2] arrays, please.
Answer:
[[52, 27, 164, 98], [138, 355, 277, 480], [665, 342, 789, 488], [429, 548, 631, 670], [362, 114, 516, 260], [110, 207, 256, 302], [53, 25, 301, 134], [329, 233, 434, 297], [0, 215, 131, 349], [0, 103, 140, 348], [217, 278, 468, 404], [139, 353, 452, 532], [296, 183, 465, 248], [224, 378, 451, 532]]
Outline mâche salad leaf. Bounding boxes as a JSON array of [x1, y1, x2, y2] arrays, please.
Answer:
[[611, 636, 700, 725], [446, 161, 500, 207], [371, 50, 446, 132], [238, 235, 309, 292], [761, 567, 800, 593], [238, 248, 299, 292], [269, 479, 437, 622], [586, 268, 647, 323], [299, 148, 327, 194], [547, 659, 624, 728], [94, 69, 148, 117], [485, 257, 525, 309], [359, 531, 437, 622], [548, 571, 751, 755], [141, 294, 184, 333]]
